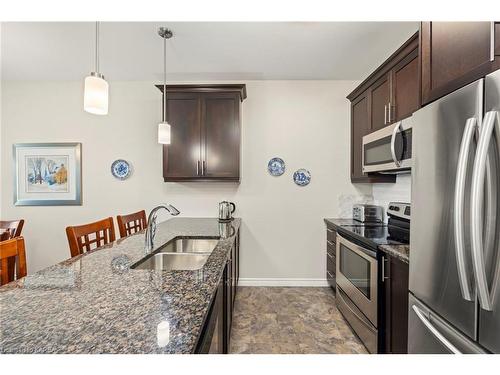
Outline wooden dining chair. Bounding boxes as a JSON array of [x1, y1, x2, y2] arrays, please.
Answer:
[[66, 217, 116, 258], [0, 219, 25, 240], [0, 237, 27, 286], [116, 210, 147, 238]]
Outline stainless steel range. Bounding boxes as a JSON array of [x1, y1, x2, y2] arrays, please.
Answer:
[[335, 202, 410, 353]]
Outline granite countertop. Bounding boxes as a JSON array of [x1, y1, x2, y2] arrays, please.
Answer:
[[378, 244, 410, 264], [0, 217, 240, 354]]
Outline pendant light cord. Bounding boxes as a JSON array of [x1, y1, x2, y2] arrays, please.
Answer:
[[163, 34, 167, 123], [95, 21, 99, 73]]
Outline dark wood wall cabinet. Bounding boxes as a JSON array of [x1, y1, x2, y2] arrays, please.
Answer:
[[381, 254, 409, 354], [421, 22, 500, 105], [195, 231, 240, 354], [347, 32, 419, 183], [156, 84, 247, 182]]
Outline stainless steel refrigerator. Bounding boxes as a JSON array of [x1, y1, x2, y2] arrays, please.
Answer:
[[409, 69, 500, 354]]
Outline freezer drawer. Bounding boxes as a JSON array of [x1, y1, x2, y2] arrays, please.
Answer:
[[408, 294, 485, 354]]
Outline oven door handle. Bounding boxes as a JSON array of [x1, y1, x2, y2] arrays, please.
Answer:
[[390, 121, 403, 167]]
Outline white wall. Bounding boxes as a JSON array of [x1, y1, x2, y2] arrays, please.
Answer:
[[1, 80, 371, 284]]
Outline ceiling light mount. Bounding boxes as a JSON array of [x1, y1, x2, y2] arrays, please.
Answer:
[[158, 27, 173, 39]]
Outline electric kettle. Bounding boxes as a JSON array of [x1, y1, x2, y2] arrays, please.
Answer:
[[218, 201, 236, 221]]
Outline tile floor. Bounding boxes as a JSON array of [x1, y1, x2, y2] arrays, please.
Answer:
[[229, 287, 368, 354]]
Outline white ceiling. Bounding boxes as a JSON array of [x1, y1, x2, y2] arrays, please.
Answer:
[[1, 22, 418, 81]]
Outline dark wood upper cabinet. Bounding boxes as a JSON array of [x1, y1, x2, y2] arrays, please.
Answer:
[[202, 93, 240, 179], [421, 22, 500, 105], [392, 48, 420, 122], [369, 75, 391, 131], [163, 92, 202, 180], [157, 84, 246, 182], [348, 32, 418, 183]]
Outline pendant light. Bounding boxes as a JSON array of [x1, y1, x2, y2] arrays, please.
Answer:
[[158, 27, 173, 144], [84, 22, 109, 115]]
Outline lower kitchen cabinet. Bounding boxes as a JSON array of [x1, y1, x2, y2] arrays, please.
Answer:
[[196, 231, 239, 354], [326, 224, 337, 291], [196, 278, 224, 353], [382, 254, 409, 354]]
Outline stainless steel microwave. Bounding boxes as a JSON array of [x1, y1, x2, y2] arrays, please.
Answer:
[[362, 120, 412, 173]]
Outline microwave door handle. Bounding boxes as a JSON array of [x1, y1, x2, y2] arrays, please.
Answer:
[[453, 117, 477, 301], [412, 305, 461, 354], [471, 111, 500, 311], [390, 122, 402, 167]]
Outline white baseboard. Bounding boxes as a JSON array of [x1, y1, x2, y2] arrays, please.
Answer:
[[238, 278, 329, 287]]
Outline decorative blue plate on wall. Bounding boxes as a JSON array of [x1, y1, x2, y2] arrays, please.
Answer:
[[111, 159, 131, 180], [268, 157, 285, 176], [293, 169, 311, 186]]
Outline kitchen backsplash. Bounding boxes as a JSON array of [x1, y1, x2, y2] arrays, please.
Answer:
[[337, 194, 374, 218], [372, 174, 411, 221]]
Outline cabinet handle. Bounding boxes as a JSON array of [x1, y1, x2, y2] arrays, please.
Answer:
[[388, 102, 392, 123], [197, 160, 200, 176], [381, 256, 389, 282], [202, 161, 206, 176], [491, 22, 496, 62], [384, 104, 388, 124]]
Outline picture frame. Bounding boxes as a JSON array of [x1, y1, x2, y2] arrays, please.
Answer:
[[13, 143, 82, 206]]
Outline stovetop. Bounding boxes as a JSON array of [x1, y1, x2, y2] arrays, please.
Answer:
[[338, 224, 406, 247], [324, 218, 408, 252]]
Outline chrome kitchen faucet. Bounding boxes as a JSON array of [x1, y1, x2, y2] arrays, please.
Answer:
[[144, 204, 180, 252]]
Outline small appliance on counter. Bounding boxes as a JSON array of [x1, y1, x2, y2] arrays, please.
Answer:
[[218, 201, 236, 222], [353, 204, 383, 223]]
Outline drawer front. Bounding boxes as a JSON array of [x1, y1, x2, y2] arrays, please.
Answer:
[[327, 252, 336, 288], [327, 227, 337, 244], [327, 240, 336, 257]]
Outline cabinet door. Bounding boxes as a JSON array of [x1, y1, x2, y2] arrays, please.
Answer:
[[223, 262, 233, 353], [421, 22, 499, 105], [383, 255, 409, 354], [202, 93, 240, 180], [392, 48, 420, 122], [369, 74, 391, 131], [351, 92, 370, 181], [163, 93, 202, 180]]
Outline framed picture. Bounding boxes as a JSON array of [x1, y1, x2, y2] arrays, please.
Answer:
[[13, 143, 82, 206]]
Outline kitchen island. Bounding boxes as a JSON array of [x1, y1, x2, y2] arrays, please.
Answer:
[[0, 218, 240, 354]]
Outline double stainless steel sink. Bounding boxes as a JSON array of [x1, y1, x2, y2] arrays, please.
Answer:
[[131, 238, 219, 271]]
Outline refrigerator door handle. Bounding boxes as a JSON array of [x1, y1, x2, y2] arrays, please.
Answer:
[[390, 121, 402, 167], [412, 305, 461, 354], [453, 117, 477, 301], [471, 110, 500, 311]]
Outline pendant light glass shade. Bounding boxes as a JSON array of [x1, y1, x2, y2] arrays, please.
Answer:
[[84, 22, 109, 115], [84, 73, 109, 115], [158, 122, 171, 144]]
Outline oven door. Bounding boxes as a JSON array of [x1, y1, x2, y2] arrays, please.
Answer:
[[336, 234, 378, 326], [362, 120, 412, 173]]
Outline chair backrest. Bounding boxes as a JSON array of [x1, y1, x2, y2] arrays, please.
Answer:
[[66, 217, 116, 258], [0, 237, 27, 285], [116, 210, 147, 238], [0, 219, 24, 240]]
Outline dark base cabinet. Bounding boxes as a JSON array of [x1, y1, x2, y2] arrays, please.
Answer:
[[326, 224, 337, 291], [196, 231, 239, 354], [381, 254, 409, 354]]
